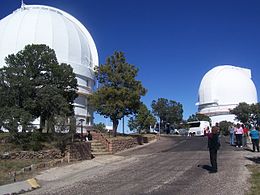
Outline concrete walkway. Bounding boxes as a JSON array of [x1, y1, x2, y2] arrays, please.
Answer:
[[0, 178, 39, 195]]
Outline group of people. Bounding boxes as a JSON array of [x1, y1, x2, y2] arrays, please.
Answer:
[[207, 122, 260, 173], [229, 123, 259, 152]]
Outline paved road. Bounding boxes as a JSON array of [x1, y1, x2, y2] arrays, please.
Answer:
[[27, 135, 257, 195]]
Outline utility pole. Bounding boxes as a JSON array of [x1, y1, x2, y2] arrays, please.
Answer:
[[158, 118, 161, 140], [122, 116, 125, 135], [79, 119, 85, 141]]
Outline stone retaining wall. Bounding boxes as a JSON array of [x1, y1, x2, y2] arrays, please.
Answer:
[[108, 135, 158, 153], [109, 138, 138, 153], [92, 130, 158, 154], [66, 142, 92, 161]]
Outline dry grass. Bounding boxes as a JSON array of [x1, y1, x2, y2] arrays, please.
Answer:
[[0, 159, 46, 185], [0, 133, 56, 186], [247, 164, 260, 195]]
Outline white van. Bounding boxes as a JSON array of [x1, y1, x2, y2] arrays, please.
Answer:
[[187, 121, 211, 136]]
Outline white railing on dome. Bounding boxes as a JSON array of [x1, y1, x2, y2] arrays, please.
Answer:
[[199, 103, 238, 116]]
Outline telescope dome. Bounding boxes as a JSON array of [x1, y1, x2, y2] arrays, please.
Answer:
[[0, 4, 99, 128], [198, 65, 258, 124]]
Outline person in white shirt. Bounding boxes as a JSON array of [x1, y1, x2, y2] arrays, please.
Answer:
[[234, 123, 243, 148]]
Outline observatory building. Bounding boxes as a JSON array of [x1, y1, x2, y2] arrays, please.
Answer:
[[0, 3, 98, 129], [197, 65, 258, 125]]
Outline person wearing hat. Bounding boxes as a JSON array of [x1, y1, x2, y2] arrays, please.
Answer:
[[208, 123, 220, 173]]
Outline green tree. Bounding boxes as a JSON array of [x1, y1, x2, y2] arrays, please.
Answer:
[[251, 103, 260, 126], [0, 44, 78, 133], [166, 100, 183, 126], [187, 113, 211, 123], [219, 120, 233, 136], [93, 122, 106, 133], [151, 98, 183, 131], [230, 102, 251, 124], [128, 103, 156, 134], [89, 51, 146, 136], [231, 102, 260, 126], [151, 98, 168, 126]]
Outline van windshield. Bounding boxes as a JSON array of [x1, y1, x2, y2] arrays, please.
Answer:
[[189, 122, 200, 128]]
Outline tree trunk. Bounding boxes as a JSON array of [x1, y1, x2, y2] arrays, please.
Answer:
[[112, 119, 119, 137], [40, 117, 45, 132], [46, 117, 55, 133]]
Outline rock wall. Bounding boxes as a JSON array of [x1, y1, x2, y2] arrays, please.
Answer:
[[108, 135, 158, 153], [66, 142, 92, 161], [109, 138, 138, 153]]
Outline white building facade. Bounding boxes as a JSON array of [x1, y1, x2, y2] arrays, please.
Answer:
[[197, 65, 258, 125], [0, 4, 98, 130]]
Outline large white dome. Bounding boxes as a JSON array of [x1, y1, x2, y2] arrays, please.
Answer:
[[198, 65, 258, 123], [0, 4, 99, 128], [0, 4, 98, 75]]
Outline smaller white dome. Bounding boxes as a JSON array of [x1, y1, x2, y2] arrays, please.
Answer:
[[198, 65, 258, 116]]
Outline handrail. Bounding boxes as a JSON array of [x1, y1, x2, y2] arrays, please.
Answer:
[[92, 130, 111, 151]]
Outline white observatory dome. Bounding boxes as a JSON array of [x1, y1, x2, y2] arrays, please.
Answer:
[[198, 65, 258, 124], [0, 4, 99, 128]]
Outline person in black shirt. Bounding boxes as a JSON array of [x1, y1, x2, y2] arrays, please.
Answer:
[[208, 123, 220, 173], [87, 130, 93, 141]]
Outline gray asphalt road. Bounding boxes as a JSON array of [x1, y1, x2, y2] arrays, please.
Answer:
[[27, 135, 256, 195]]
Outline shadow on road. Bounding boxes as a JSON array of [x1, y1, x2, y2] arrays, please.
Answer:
[[197, 164, 212, 173], [243, 148, 253, 152], [245, 156, 260, 164]]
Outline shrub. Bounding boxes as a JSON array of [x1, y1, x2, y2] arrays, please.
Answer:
[[8, 131, 44, 151], [30, 131, 43, 151], [54, 132, 71, 154], [219, 121, 233, 136], [93, 123, 106, 133]]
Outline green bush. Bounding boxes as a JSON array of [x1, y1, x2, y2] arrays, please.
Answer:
[[53, 132, 72, 154], [14, 132, 31, 150], [219, 121, 233, 136], [93, 123, 106, 133], [6, 123, 75, 152], [8, 131, 44, 151], [30, 131, 43, 151], [31, 131, 45, 142], [31, 141, 42, 151]]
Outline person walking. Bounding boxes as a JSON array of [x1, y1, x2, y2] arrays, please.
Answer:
[[249, 126, 259, 152], [234, 123, 243, 148], [208, 123, 220, 173], [229, 125, 235, 146]]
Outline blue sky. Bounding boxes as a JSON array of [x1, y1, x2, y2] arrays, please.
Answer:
[[1, 0, 260, 132]]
